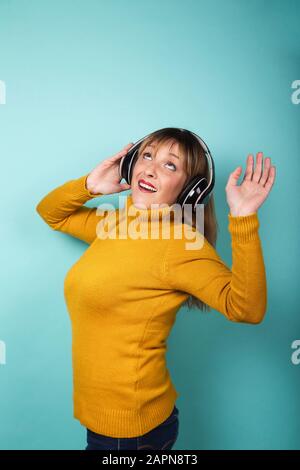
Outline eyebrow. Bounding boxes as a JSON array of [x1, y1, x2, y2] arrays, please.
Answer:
[[146, 144, 180, 160]]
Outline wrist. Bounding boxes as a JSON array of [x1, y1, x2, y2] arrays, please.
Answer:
[[85, 174, 98, 194], [229, 209, 257, 217]]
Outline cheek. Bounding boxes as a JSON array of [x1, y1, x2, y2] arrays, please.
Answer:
[[131, 166, 138, 180], [160, 177, 179, 193], [172, 173, 185, 185], [132, 160, 143, 176]]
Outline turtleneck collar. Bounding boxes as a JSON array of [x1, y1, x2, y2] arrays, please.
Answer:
[[122, 193, 178, 223]]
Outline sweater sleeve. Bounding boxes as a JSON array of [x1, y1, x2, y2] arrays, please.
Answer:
[[36, 173, 107, 245], [164, 213, 267, 324]]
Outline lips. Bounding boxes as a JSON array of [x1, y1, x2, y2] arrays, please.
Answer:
[[138, 179, 158, 192]]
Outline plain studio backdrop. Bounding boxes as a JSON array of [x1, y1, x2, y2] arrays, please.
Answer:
[[0, 0, 299, 450]]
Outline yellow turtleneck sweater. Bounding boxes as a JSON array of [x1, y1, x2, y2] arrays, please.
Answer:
[[36, 173, 267, 438]]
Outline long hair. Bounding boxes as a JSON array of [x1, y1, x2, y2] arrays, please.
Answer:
[[135, 127, 219, 313]]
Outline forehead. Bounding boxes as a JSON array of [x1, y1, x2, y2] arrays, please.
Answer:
[[144, 139, 180, 155]]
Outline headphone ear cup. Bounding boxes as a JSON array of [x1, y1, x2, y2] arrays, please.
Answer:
[[119, 147, 140, 184], [119, 154, 130, 183], [176, 176, 197, 205], [176, 176, 208, 209], [128, 150, 140, 184]]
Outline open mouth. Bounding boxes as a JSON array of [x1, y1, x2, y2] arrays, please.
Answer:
[[138, 180, 158, 193]]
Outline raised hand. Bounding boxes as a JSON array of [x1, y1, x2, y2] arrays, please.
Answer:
[[225, 152, 276, 217], [86, 142, 134, 195]]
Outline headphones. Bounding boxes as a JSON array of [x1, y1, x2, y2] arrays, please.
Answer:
[[119, 127, 215, 212]]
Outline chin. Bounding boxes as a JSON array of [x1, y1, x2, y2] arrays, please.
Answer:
[[132, 193, 157, 208]]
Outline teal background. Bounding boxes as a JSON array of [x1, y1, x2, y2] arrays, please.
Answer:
[[0, 0, 299, 450]]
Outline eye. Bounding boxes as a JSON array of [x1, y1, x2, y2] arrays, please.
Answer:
[[166, 161, 177, 171], [142, 152, 152, 160], [142, 152, 176, 171]]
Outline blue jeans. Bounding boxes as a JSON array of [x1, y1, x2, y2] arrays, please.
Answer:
[[85, 405, 179, 450]]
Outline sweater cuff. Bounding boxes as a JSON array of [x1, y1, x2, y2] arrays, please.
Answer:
[[228, 212, 260, 243], [76, 173, 104, 199]]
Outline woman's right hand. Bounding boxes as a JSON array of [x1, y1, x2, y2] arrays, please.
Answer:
[[86, 142, 135, 195]]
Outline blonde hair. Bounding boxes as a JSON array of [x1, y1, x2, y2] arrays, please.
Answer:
[[136, 127, 219, 313]]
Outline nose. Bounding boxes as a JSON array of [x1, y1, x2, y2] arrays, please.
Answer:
[[144, 162, 157, 178]]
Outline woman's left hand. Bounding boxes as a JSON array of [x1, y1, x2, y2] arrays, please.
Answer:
[[225, 152, 276, 217]]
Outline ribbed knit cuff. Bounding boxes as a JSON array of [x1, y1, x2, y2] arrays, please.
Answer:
[[228, 212, 260, 243], [76, 173, 104, 199]]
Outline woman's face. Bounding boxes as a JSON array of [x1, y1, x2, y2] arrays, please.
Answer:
[[131, 140, 188, 208]]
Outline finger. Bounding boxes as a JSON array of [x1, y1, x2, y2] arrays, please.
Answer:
[[226, 166, 243, 187], [253, 152, 264, 183], [263, 165, 276, 192], [259, 157, 271, 186], [243, 154, 254, 182]]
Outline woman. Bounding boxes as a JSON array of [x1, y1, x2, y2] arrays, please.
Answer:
[[36, 128, 276, 450]]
